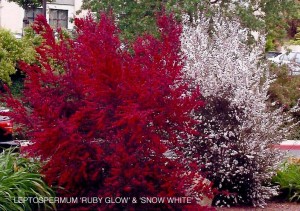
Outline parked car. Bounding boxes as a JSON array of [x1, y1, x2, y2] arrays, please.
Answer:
[[266, 51, 281, 59], [0, 107, 13, 141], [268, 52, 300, 75]]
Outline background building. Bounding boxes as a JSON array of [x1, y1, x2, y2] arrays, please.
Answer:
[[0, 0, 86, 37]]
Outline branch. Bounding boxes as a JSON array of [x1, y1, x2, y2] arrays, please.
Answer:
[[210, 0, 221, 4]]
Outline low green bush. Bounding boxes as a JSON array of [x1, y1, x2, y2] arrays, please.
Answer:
[[268, 64, 300, 108], [268, 63, 300, 139], [272, 162, 300, 202], [10, 76, 24, 98], [0, 148, 56, 211]]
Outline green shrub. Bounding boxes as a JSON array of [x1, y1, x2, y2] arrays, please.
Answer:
[[0, 148, 56, 211], [272, 162, 300, 202], [0, 29, 35, 85], [268, 63, 300, 139], [289, 26, 300, 45], [268, 64, 300, 108], [10, 76, 24, 98], [265, 35, 277, 52]]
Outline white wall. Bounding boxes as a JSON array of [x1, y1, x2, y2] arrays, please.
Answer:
[[74, 0, 88, 18], [0, 0, 24, 35]]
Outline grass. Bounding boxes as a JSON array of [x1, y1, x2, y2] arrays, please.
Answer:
[[272, 162, 300, 202], [0, 148, 56, 211]]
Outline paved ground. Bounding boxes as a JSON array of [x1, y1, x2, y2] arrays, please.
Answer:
[[216, 202, 300, 211], [280, 45, 300, 53], [286, 149, 300, 157], [276, 140, 300, 158]]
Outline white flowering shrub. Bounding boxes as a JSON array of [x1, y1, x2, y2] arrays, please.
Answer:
[[290, 101, 300, 139], [181, 13, 292, 207]]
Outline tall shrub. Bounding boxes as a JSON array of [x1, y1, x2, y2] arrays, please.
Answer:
[[181, 13, 291, 207], [4, 14, 212, 210]]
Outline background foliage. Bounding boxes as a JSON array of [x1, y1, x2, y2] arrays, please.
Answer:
[[7, 0, 45, 9], [0, 29, 35, 85], [268, 64, 300, 139], [80, 0, 299, 45], [80, 0, 201, 40]]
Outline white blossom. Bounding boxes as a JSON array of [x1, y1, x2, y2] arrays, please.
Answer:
[[181, 12, 292, 207]]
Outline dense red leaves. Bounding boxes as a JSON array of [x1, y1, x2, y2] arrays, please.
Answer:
[[4, 14, 210, 209]]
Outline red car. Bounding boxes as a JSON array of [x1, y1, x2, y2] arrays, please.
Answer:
[[0, 107, 13, 141]]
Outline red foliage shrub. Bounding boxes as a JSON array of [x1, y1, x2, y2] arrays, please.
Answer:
[[4, 13, 212, 209]]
